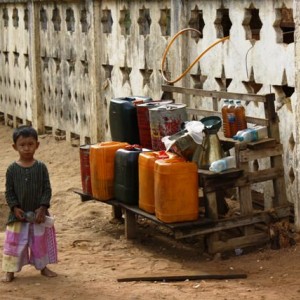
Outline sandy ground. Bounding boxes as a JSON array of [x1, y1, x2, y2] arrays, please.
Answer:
[[0, 124, 300, 300]]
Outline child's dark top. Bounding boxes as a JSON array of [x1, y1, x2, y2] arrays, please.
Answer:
[[5, 160, 52, 224]]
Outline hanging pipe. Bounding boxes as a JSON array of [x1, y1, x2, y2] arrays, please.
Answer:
[[161, 28, 230, 84]]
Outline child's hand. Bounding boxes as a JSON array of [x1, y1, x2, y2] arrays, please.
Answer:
[[13, 207, 25, 221], [35, 206, 47, 224]]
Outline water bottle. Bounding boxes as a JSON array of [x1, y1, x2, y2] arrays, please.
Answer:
[[23, 211, 55, 228], [232, 128, 252, 140], [234, 126, 268, 142], [209, 156, 236, 173]]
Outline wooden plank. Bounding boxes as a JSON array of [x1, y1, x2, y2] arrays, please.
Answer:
[[211, 232, 268, 253], [161, 85, 268, 103], [201, 176, 248, 192], [200, 176, 248, 193], [238, 144, 283, 162], [198, 168, 243, 179], [117, 273, 247, 282], [174, 205, 290, 239], [247, 138, 277, 150], [73, 188, 94, 202], [248, 167, 284, 183], [186, 108, 269, 127], [117, 202, 213, 229], [242, 116, 269, 127], [187, 108, 221, 118]]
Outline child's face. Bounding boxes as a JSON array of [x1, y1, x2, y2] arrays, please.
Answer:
[[13, 135, 40, 160]]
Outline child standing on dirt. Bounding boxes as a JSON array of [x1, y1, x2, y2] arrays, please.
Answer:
[[2, 126, 58, 282]]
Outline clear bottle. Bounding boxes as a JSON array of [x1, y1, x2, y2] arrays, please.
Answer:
[[236, 126, 268, 142], [235, 100, 247, 131], [209, 156, 236, 173], [23, 211, 55, 228], [221, 99, 230, 138], [227, 100, 238, 137]]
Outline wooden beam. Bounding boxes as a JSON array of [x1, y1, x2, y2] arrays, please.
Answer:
[[117, 273, 247, 282], [211, 232, 268, 253], [162, 85, 269, 103], [174, 205, 290, 239], [186, 108, 269, 126], [238, 144, 283, 162], [248, 167, 284, 184]]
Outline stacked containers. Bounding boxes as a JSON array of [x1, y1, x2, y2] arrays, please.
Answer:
[[109, 96, 151, 145], [136, 100, 173, 149], [138, 151, 175, 214], [90, 141, 128, 201], [154, 158, 199, 223], [114, 147, 144, 205], [149, 104, 188, 150], [79, 144, 93, 195]]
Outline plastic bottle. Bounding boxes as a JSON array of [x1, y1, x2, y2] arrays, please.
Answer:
[[233, 128, 252, 140], [221, 99, 230, 138], [227, 100, 238, 137], [236, 126, 268, 142], [209, 156, 236, 173], [235, 100, 247, 131], [23, 212, 55, 228]]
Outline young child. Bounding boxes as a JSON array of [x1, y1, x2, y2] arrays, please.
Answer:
[[2, 126, 58, 282]]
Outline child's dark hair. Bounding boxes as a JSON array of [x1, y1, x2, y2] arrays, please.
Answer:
[[13, 126, 38, 144]]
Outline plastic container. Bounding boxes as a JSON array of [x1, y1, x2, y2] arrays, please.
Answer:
[[114, 147, 143, 205], [79, 144, 93, 195], [138, 151, 176, 214], [90, 141, 128, 201], [149, 103, 188, 151], [233, 126, 268, 142], [154, 157, 199, 223], [109, 96, 151, 145], [221, 99, 230, 137], [235, 100, 247, 132], [209, 156, 236, 173], [23, 212, 55, 228], [227, 100, 238, 137], [136, 100, 173, 149]]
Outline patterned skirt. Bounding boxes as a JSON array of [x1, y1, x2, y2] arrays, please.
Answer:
[[2, 221, 58, 272]]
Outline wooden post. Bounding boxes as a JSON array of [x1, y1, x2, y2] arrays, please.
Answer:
[[124, 210, 137, 239], [206, 191, 219, 254], [29, 1, 44, 133], [235, 143, 254, 236], [264, 94, 287, 207]]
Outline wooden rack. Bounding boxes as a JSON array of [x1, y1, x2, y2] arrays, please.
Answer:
[[74, 85, 290, 254], [161, 85, 289, 253]]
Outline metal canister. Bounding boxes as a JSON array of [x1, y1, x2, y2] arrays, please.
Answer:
[[149, 104, 188, 151], [136, 100, 173, 149]]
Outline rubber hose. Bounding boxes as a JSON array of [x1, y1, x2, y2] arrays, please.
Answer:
[[161, 28, 230, 84]]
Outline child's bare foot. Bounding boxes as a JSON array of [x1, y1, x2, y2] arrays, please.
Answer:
[[41, 267, 57, 277], [2, 272, 14, 283]]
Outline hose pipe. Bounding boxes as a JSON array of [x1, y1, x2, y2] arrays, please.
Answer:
[[161, 28, 230, 84]]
